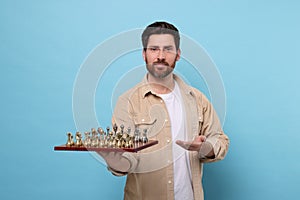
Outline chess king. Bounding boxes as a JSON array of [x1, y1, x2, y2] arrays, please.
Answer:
[[98, 21, 229, 200]]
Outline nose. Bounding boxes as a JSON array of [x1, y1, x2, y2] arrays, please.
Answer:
[[157, 49, 166, 60]]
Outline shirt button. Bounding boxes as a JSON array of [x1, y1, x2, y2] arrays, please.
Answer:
[[168, 180, 172, 184], [165, 119, 168, 122]]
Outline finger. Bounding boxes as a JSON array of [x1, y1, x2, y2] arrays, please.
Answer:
[[97, 151, 108, 157], [176, 140, 200, 151], [176, 140, 191, 150], [176, 140, 203, 151]]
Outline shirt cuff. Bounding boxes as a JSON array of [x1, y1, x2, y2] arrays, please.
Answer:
[[198, 140, 216, 159], [107, 152, 138, 175], [122, 152, 138, 173]]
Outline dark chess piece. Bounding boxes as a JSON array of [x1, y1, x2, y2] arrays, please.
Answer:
[[125, 136, 133, 148], [106, 126, 110, 138], [66, 132, 74, 147], [113, 124, 118, 135], [141, 129, 148, 143], [120, 124, 124, 134], [127, 127, 131, 136], [134, 128, 140, 144]]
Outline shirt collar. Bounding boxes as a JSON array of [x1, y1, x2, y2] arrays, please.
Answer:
[[140, 73, 194, 98]]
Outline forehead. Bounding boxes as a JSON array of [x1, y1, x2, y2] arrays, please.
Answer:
[[147, 34, 176, 47]]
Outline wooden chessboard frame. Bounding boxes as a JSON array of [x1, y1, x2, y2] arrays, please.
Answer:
[[54, 140, 158, 153]]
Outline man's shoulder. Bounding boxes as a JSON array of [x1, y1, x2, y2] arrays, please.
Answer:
[[118, 81, 147, 100], [174, 74, 206, 98]]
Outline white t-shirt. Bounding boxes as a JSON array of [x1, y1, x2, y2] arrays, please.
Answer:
[[158, 81, 194, 200]]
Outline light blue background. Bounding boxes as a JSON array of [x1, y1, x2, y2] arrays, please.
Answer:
[[1, 0, 299, 200]]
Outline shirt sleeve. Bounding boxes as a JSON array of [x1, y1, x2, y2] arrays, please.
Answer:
[[197, 93, 229, 163]]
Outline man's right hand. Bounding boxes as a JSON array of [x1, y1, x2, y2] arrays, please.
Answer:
[[97, 151, 131, 173]]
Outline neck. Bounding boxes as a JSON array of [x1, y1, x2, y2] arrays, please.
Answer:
[[147, 73, 175, 94]]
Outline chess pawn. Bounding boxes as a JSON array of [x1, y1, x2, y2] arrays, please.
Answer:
[[108, 137, 114, 148], [129, 137, 134, 148], [127, 127, 131, 136], [104, 135, 108, 147], [97, 127, 105, 138], [91, 128, 98, 146], [91, 128, 97, 134], [141, 129, 148, 143], [117, 138, 122, 148], [122, 132, 128, 140], [91, 128, 97, 139], [125, 137, 131, 148], [66, 132, 74, 147], [106, 126, 110, 135], [112, 136, 117, 147], [113, 124, 118, 135], [91, 135, 98, 147], [84, 132, 91, 147], [106, 130, 112, 142], [125, 136, 134, 148], [94, 135, 99, 147], [134, 128, 140, 144], [121, 138, 126, 148], [99, 136, 105, 147], [75, 132, 83, 146], [120, 124, 124, 134]]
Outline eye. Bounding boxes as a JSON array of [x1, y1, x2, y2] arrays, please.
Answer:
[[164, 46, 175, 52], [149, 47, 159, 52]]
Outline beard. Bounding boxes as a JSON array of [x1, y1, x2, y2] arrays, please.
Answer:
[[145, 57, 177, 79]]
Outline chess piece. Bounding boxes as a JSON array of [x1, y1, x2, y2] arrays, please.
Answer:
[[112, 136, 117, 147], [120, 124, 124, 134], [66, 132, 74, 147], [113, 124, 118, 135], [75, 132, 83, 146], [91, 135, 99, 147], [134, 128, 140, 144], [83, 132, 91, 147], [97, 127, 105, 136], [129, 136, 134, 148], [127, 127, 131, 136], [91, 128, 97, 139], [98, 127, 105, 147], [117, 138, 122, 148], [141, 129, 148, 143], [91, 128, 98, 147], [125, 136, 131, 148]]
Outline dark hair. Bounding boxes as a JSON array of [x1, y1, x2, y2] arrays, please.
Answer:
[[141, 21, 180, 51]]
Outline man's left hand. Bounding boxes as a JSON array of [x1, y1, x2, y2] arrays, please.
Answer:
[[175, 135, 207, 151]]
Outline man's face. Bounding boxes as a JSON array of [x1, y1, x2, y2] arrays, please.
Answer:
[[143, 34, 181, 79]]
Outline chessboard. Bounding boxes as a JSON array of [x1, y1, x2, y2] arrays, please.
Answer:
[[54, 124, 158, 153], [54, 140, 158, 153]]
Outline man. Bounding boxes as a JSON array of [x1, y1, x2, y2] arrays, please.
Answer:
[[99, 21, 229, 200]]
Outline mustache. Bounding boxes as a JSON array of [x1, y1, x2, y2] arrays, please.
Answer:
[[153, 61, 169, 66]]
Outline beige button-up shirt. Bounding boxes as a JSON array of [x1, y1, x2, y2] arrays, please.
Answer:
[[111, 74, 229, 200]]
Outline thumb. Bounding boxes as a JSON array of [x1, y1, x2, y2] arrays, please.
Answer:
[[195, 135, 206, 142]]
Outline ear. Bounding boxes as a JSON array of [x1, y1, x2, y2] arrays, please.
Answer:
[[176, 48, 181, 61], [142, 49, 146, 62]]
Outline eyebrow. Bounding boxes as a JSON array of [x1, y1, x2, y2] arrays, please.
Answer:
[[147, 45, 175, 49]]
